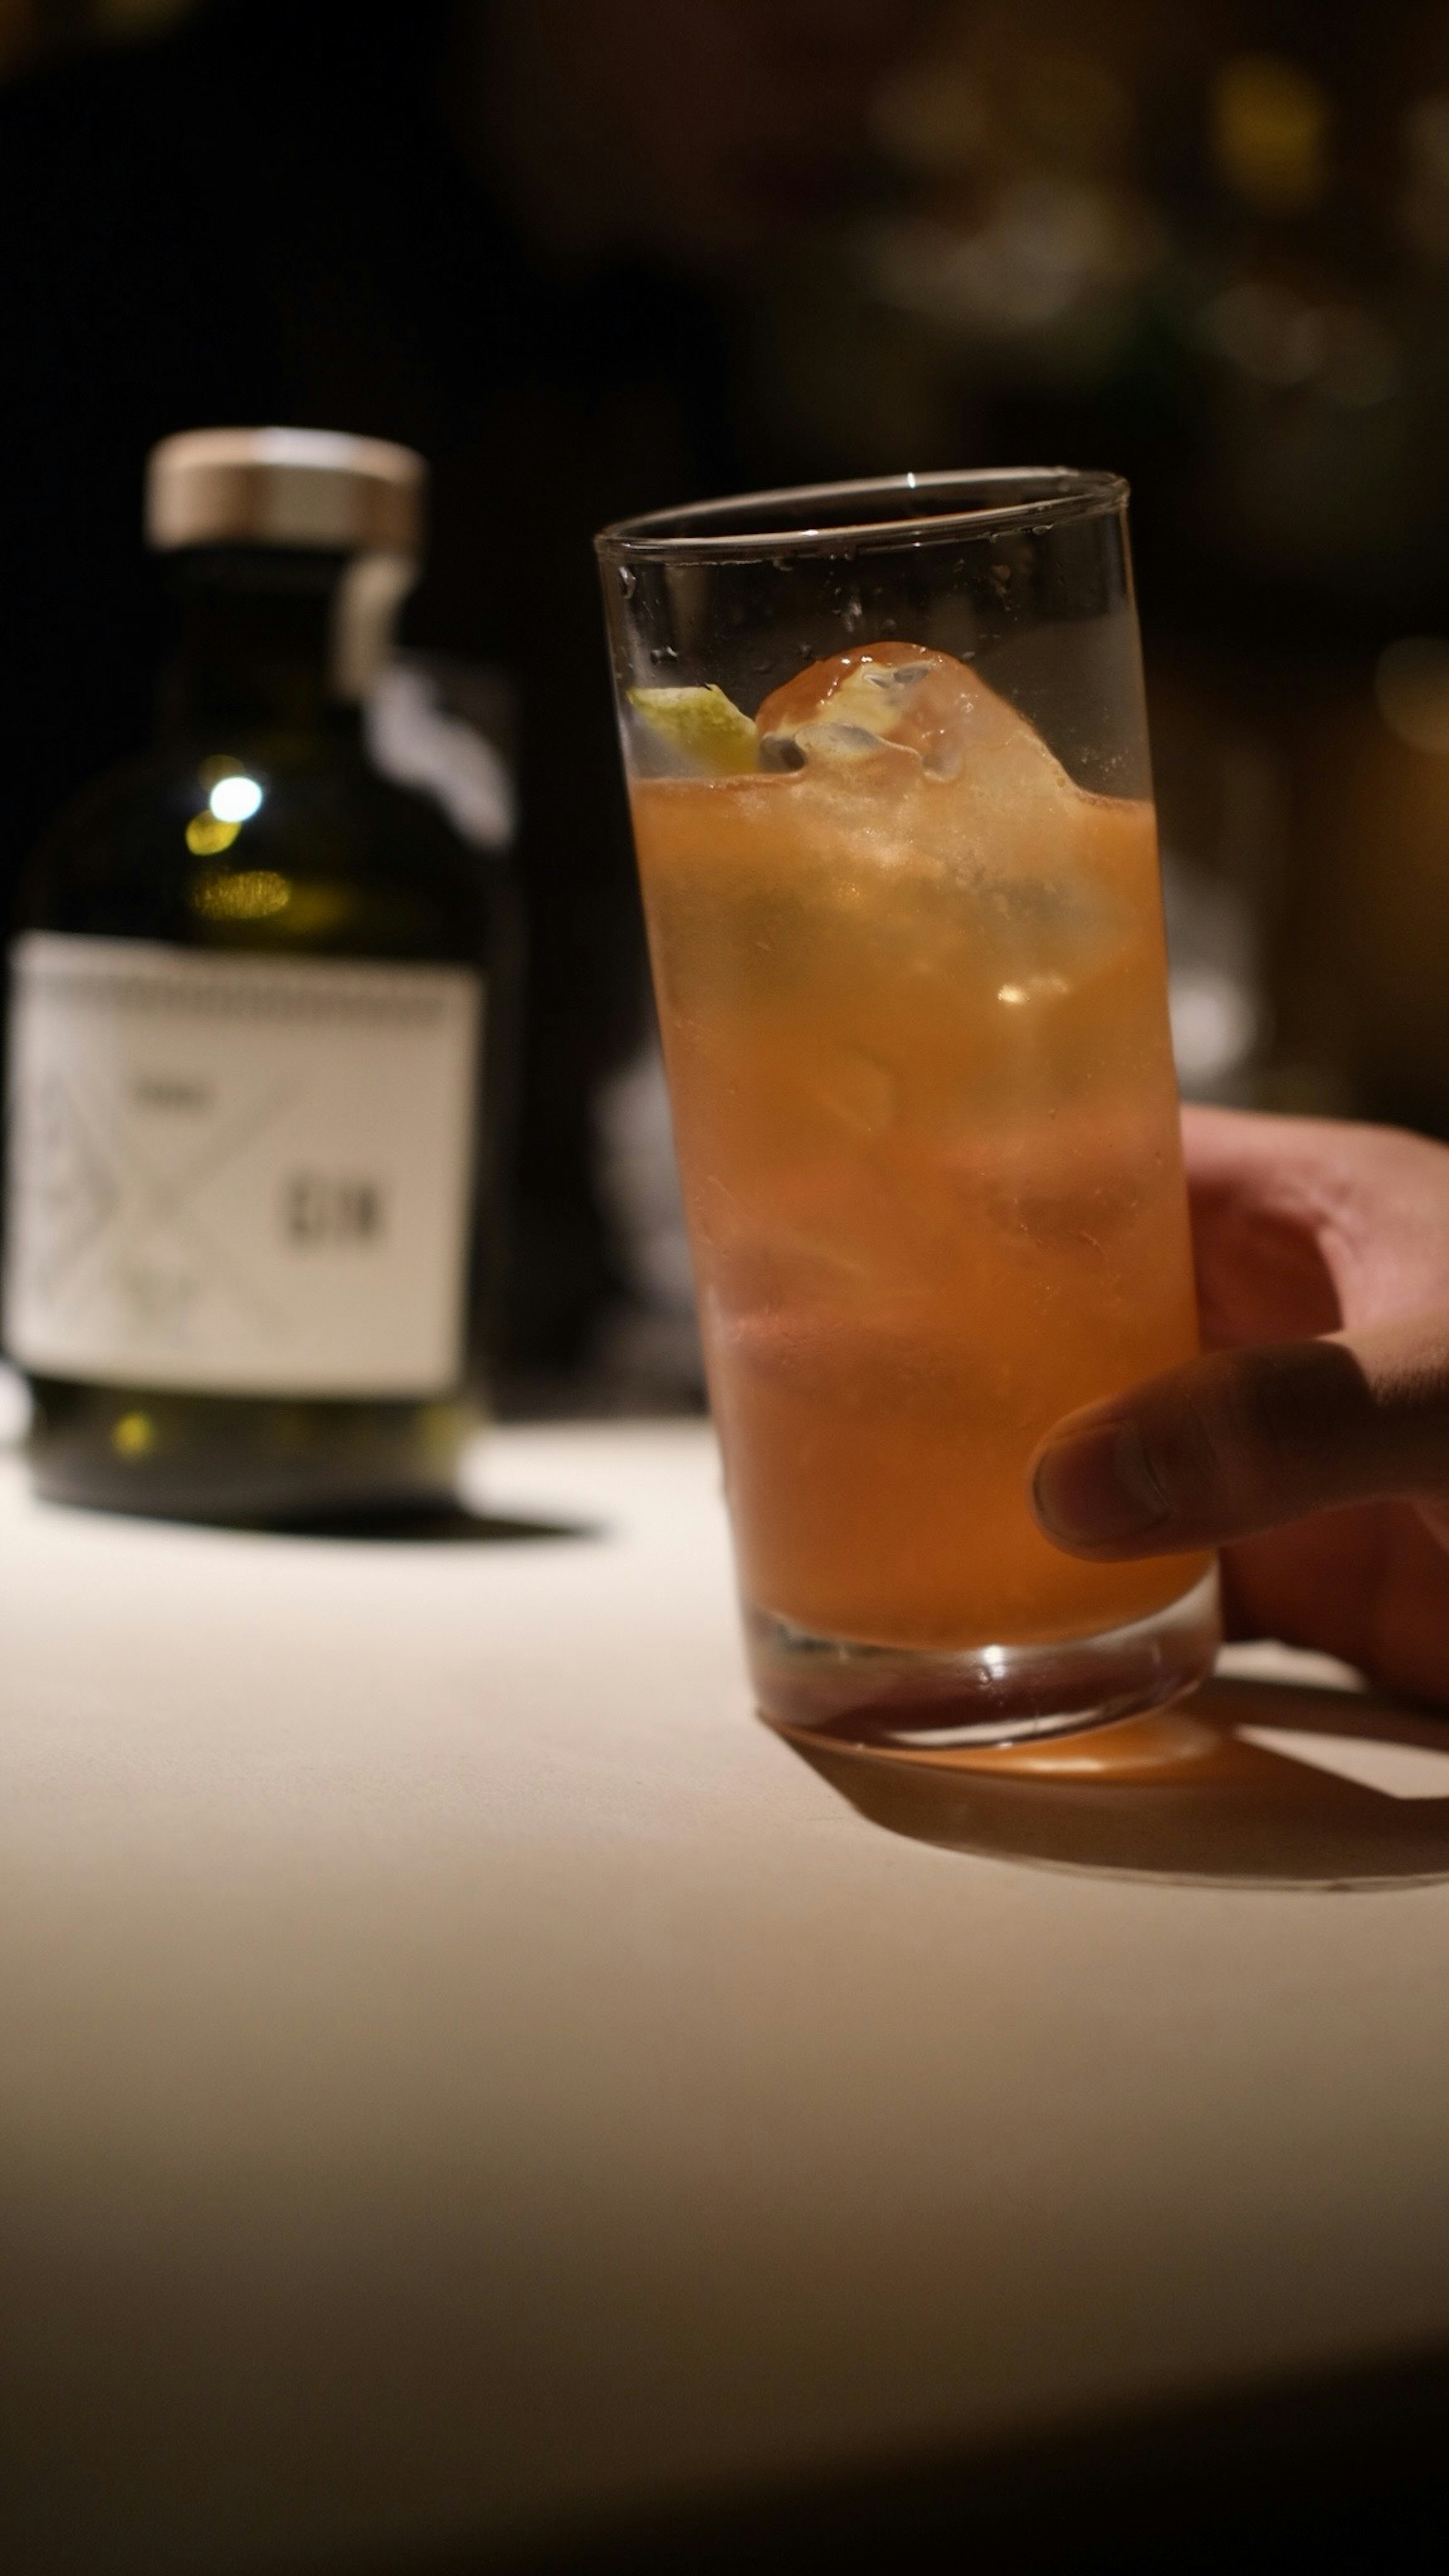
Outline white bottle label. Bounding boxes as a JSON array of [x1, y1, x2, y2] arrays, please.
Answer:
[[3, 934, 482, 1397]]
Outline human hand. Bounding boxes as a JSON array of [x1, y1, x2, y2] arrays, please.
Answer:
[[1031, 1108, 1449, 1704]]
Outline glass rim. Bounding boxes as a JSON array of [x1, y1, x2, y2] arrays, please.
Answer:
[[595, 467, 1129, 563]]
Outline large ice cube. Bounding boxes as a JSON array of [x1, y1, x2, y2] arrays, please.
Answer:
[[756, 639, 1104, 928], [757, 640, 1050, 784]]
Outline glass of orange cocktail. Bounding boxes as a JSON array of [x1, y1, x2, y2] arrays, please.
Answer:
[[596, 472, 1218, 1751]]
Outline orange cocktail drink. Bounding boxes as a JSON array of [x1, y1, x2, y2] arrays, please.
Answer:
[[599, 475, 1219, 1749]]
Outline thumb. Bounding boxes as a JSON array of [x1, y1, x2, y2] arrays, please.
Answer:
[[1030, 1313, 1449, 1558]]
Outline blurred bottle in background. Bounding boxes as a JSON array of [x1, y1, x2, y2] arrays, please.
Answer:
[[3, 428, 516, 1518], [0, 0, 917, 1412]]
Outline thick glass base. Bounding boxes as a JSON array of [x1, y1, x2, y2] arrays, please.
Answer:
[[749, 1568, 1221, 1755]]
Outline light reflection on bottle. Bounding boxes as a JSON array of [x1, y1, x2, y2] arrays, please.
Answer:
[[188, 867, 292, 921], [208, 774, 263, 824]]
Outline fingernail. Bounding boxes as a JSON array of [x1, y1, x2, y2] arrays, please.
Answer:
[[1032, 1420, 1171, 1547]]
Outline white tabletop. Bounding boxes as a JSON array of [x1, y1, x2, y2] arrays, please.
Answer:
[[6, 1416, 1449, 2573]]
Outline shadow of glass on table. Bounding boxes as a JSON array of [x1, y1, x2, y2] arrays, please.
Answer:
[[766, 1676, 1449, 1890]]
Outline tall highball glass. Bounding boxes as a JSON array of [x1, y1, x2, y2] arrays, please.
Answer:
[[597, 472, 1219, 1752]]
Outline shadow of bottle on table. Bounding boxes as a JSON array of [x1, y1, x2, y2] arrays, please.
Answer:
[[769, 1676, 1449, 1889], [259, 1502, 599, 1545]]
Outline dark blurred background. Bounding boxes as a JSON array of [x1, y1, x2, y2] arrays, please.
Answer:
[[5, 0, 1449, 1400]]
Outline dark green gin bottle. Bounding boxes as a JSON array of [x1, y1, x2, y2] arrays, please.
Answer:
[[3, 427, 512, 1520]]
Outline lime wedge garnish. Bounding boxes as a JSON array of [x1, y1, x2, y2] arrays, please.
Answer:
[[628, 684, 758, 776]]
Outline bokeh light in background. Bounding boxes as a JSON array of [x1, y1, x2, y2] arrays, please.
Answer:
[[0, 0, 192, 75]]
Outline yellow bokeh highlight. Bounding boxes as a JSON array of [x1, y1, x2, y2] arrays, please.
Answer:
[[1211, 55, 1331, 215], [185, 810, 241, 857], [111, 1412, 155, 1458], [189, 867, 292, 921], [266, 880, 352, 936]]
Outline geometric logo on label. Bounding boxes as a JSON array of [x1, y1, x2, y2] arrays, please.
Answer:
[[26, 1072, 120, 1294], [21, 1067, 295, 1344]]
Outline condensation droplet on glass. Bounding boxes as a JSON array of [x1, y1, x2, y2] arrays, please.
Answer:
[[842, 589, 863, 630], [618, 568, 637, 598]]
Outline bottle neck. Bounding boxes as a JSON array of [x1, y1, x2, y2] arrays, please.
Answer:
[[161, 547, 415, 743]]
